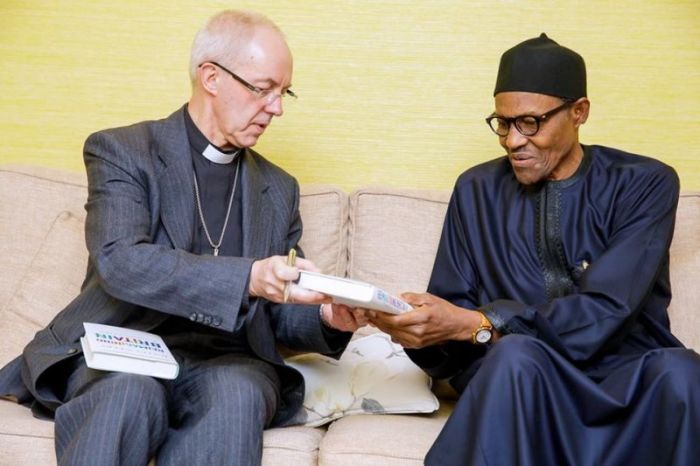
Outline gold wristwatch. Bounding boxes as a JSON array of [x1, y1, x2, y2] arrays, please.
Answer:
[[472, 312, 493, 345]]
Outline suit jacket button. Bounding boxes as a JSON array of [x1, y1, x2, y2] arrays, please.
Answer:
[[189, 313, 198, 322], [67, 348, 78, 354], [203, 315, 212, 325], [212, 317, 222, 327]]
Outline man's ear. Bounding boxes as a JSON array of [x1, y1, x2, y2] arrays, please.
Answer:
[[572, 97, 590, 127], [198, 63, 218, 95]]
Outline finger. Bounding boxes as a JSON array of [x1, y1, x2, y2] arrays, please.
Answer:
[[327, 304, 362, 328], [351, 310, 369, 327], [401, 292, 432, 306], [369, 311, 410, 326], [275, 261, 300, 282], [333, 303, 353, 313], [370, 316, 429, 342], [327, 307, 357, 332], [351, 308, 369, 319], [343, 309, 358, 327], [294, 257, 321, 273], [367, 318, 398, 335], [389, 335, 417, 348], [288, 285, 327, 305], [387, 330, 429, 348]]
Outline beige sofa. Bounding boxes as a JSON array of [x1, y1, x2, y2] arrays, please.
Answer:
[[1, 165, 698, 465]]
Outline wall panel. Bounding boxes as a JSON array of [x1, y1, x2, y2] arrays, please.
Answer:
[[1, 0, 698, 190]]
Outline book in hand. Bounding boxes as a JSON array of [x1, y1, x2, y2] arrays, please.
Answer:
[[296, 271, 413, 314], [80, 322, 179, 380]]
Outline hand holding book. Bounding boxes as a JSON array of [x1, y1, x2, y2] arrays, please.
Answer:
[[248, 252, 328, 305], [319, 302, 371, 332], [364, 292, 488, 350], [295, 271, 413, 315]]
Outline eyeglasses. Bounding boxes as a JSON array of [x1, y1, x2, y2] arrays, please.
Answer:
[[485, 100, 573, 137], [203, 61, 298, 104]]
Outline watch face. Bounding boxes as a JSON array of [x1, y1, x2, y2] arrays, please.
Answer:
[[476, 328, 492, 344]]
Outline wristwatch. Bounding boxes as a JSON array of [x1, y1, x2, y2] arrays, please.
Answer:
[[472, 312, 493, 345]]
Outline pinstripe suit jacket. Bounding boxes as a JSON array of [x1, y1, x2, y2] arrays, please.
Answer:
[[0, 106, 349, 425]]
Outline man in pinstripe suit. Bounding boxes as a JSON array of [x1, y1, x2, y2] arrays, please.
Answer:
[[0, 9, 365, 466]]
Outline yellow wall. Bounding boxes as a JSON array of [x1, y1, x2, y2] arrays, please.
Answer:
[[1, 1, 699, 191]]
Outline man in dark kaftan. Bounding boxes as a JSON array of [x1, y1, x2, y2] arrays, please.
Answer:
[[368, 33, 700, 466]]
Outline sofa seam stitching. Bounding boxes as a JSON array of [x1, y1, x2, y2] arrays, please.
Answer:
[[0, 168, 87, 189]]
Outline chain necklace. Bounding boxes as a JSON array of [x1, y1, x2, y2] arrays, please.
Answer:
[[193, 157, 240, 256]]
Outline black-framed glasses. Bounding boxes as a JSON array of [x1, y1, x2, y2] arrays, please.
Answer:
[[204, 61, 297, 103], [485, 100, 573, 137]]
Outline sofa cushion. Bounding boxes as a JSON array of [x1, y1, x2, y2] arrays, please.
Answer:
[[0, 166, 88, 366], [668, 193, 700, 350], [285, 333, 438, 427], [347, 188, 450, 295], [261, 426, 326, 466], [0, 435, 56, 466], [0, 167, 87, 314], [0, 309, 52, 370], [0, 399, 55, 438], [6, 211, 87, 327], [299, 185, 348, 276], [1, 210, 88, 367], [0, 400, 55, 465], [318, 401, 454, 466]]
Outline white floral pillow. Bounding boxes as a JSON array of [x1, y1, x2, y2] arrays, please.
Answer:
[[285, 333, 439, 427]]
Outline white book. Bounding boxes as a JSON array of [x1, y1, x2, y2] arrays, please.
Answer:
[[80, 322, 179, 380], [296, 271, 413, 314]]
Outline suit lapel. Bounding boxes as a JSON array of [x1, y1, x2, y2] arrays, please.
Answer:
[[154, 108, 195, 251], [240, 149, 272, 258], [151, 108, 273, 258]]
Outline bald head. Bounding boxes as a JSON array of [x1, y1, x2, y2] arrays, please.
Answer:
[[189, 10, 289, 84]]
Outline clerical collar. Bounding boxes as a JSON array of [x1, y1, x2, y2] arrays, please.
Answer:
[[202, 144, 238, 164], [183, 104, 240, 164]]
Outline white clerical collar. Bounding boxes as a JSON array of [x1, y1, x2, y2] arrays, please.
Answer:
[[202, 144, 240, 164]]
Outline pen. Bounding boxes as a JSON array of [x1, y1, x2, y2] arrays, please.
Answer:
[[283, 248, 296, 303]]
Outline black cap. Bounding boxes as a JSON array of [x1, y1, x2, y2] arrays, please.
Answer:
[[494, 33, 586, 100]]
